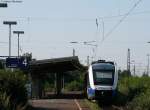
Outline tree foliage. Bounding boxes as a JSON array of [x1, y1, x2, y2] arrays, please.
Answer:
[[114, 75, 150, 110], [0, 70, 28, 110]]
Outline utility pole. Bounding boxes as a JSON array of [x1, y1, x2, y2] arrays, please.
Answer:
[[133, 63, 135, 76], [13, 31, 24, 57], [3, 21, 17, 57], [87, 56, 89, 66], [70, 41, 97, 65], [131, 60, 135, 76], [147, 54, 150, 76], [127, 48, 131, 76], [73, 48, 75, 56]]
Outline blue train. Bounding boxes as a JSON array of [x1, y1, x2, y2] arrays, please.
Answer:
[[85, 60, 118, 100]]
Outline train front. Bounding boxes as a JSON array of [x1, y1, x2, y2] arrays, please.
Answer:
[[87, 61, 118, 100]]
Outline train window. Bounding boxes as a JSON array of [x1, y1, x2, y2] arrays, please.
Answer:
[[92, 63, 115, 70], [95, 72, 112, 79], [93, 70, 114, 86]]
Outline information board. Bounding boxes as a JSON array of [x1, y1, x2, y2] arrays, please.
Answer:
[[6, 57, 29, 69]]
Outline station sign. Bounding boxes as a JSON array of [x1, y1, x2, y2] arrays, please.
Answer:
[[6, 57, 29, 69]]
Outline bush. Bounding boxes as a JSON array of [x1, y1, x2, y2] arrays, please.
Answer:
[[64, 70, 84, 91], [65, 80, 83, 91], [0, 70, 28, 109], [127, 89, 150, 110], [0, 92, 11, 109], [114, 76, 150, 110]]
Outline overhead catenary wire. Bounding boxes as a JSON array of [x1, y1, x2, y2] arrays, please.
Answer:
[[0, 0, 23, 3], [0, 41, 8, 44], [101, 0, 143, 43], [99, 10, 150, 20], [0, 0, 145, 57], [0, 10, 150, 23]]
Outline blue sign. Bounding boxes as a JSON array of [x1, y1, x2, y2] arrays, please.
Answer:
[[19, 57, 29, 69], [6, 57, 29, 69]]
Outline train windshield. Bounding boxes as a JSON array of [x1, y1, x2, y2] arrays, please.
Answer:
[[93, 70, 114, 86], [92, 63, 115, 86]]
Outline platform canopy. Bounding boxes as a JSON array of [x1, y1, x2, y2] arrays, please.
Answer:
[[29, 56, 86, 74]]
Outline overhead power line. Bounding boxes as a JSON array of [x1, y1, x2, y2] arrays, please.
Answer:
[[101, 0, 143, 43], [0, 10, 150, 22], [0, 0, 22, 3], [100, 10, 150, 20], [0, 41, 8, 44]]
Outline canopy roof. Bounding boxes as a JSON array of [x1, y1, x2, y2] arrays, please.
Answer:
[[29, 56, 85, 73]]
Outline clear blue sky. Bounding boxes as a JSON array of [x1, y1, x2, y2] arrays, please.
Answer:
[[0, 0, 150, 75]]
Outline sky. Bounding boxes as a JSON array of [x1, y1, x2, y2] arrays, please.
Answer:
[[0, 0, 150, 75]]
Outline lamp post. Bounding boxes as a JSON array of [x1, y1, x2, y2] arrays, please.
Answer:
[[0, 3, 7, 7], [3, 21, 17, 57], [13, 31, 24, 57], [70, 41, 97, 46]]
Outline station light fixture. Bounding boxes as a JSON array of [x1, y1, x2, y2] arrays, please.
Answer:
[[0, 3, 7, 7]]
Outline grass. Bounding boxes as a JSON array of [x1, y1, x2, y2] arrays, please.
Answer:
[[84, 99, 101, 110]]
